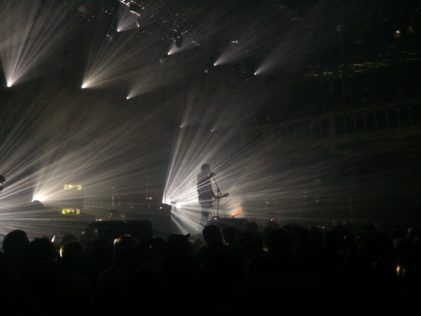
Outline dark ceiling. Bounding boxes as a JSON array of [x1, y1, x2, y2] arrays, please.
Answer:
[[1, 0, 420, 122]]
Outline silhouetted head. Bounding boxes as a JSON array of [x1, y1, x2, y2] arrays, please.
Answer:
[[201, 163, 210, 172], [27, 237, 57, 264], [203, 224, 224, 246], [60, 241, 84, 265], [167, 233, 191, 254], [263, 228, 291, 256], [2, 229, 29, 257], [113, 234, 138, 265]]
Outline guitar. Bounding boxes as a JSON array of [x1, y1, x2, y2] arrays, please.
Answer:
[[216, 192, 229, 199]]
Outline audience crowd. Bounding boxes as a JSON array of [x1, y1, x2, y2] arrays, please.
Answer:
[[1, 219, 420, 315]]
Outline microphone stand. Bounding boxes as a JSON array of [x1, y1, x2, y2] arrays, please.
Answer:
[[212, 175, 222, 219]]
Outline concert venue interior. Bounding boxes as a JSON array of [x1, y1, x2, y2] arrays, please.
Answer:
[[0, 1, 420, 315]]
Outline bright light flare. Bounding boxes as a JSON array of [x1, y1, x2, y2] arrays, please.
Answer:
[[126, 89, 137, 100], [167, 38, 200, 56], [162, 86, 335, 228], [0, 0, 74, 87], [32, 194, 46, 203], [213, 32, 256, 67], [128, 59, 183, 99], [116, 4, 138, 33], [230, 207, 245, 218], [83, 31, 155, 89], [0, 88, 173, 238], [162, 94, 264, 228], [81, 79, 97, 89], [175, 202, 184, 208], [253, 65, 267, 76]]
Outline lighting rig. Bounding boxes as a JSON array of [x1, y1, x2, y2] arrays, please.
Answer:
[[117, 0, 193, 47]]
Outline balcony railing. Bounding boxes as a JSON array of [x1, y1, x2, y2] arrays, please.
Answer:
[[240, 99, 421, 145]]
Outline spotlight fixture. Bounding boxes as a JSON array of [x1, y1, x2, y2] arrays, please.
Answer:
[[118, 0, 132, 6], [106, 33, 115, 41], [129, 2, 144, 17], [32, 195, 44, 202]]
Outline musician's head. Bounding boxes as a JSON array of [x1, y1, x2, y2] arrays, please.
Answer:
[[201, 163, 210, 172]]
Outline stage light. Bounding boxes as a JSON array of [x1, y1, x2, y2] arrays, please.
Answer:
[[32, 194, 45, 202], [129, 2, 143, 17], [118, 0, 131, 6], [106, 33, 114, 42], [396, 264, 406, 277], [81, 80, 93, 89], [117, 28, 121, 32], [230, 207, 245, 218], [64, 184, 82, 191], [159, 57, 167, 64], [6, 81, 12, 88], [61, 208, 81, 215], [126, 96, 130, 100], [253, 72, 258, 76]]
